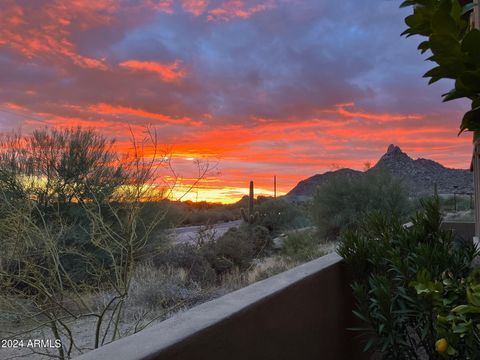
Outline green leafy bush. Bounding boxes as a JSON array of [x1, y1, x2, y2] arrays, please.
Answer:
[[201, 227, 255, 273], [410, 268, 480, 357], [203, 225, 272, 274], [338, 197, 478, 358], [281, 231, 324, 262], [256, 199, 310, 233], [312, 171, 410, 240], [400, 0, 480, 133]]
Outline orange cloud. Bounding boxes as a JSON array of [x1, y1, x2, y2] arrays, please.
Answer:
[[119, 60, 187, 81], [207, 0, 275, 21], [89, 103, 201, 126]]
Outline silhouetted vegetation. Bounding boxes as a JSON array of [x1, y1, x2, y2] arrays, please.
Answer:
[[0, 127, 172, 359], [161, 200, 241, 226], [0, 127, 322, 359], [311, 171, 411, 240], [257, 198, 310, 233]]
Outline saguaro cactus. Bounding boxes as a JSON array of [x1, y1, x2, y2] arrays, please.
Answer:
[[241, 180, 259, 224]]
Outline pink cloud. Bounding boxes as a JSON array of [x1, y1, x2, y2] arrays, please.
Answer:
[[144, 0, 175, 14], [182, 0, 210, 16]]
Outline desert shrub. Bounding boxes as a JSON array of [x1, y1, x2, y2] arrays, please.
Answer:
[[257, 199, 309, 233], [152, 244, 217, 285], [203, 227, 255, 273], [254, 257, 291, 281], [127, 264, 206, 313], [338, 197, 478, 358], [282, 231, 324, 262], [312, 170, 410, 240], [208, 225, 271, 271], [247, 225, 272, 254], [153, 224, 273, 288]]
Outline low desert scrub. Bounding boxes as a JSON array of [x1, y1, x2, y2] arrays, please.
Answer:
[[153, 243, 217, 285], [0, 229, 335, 360], [218, 257, 291, 291], [312, 170, 410, 240], [127, 263, 208, 312], [153, 224, 272, 282], [282, 229, 332, 262], [0, 127, 218, 360]]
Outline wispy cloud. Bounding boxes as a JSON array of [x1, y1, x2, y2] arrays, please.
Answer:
[[207, 0, 275, 21], [89, 103, 201, 125], [119, 60, 187, 81]]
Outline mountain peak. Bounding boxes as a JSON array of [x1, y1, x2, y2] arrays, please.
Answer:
[[285, 145, 473, 201], [387, 144, 401, 154], [377, 144, 411, 165]]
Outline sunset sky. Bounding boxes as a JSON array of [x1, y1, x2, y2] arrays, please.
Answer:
[[0, 0, 474, 203]]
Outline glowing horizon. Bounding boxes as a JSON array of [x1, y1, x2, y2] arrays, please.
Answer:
[[0, 0, 473, 204]]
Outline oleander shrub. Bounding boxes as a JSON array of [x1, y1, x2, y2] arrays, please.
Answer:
[[338, 197, 478, 358]]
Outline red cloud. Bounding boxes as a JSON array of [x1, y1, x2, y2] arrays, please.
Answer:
[[119, 60, 187, 81]]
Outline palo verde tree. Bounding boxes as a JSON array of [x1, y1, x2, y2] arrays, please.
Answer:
[[400, 0, 479, 132], [0, 127, 172, 359], [0, 127, 126, 209]]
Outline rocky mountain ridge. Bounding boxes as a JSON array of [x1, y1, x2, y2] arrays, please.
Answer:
[[286, 144, 473, 201]]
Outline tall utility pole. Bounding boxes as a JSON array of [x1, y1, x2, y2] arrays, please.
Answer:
[[274, 175, 277, 199], [473, 0, 480, 239]]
